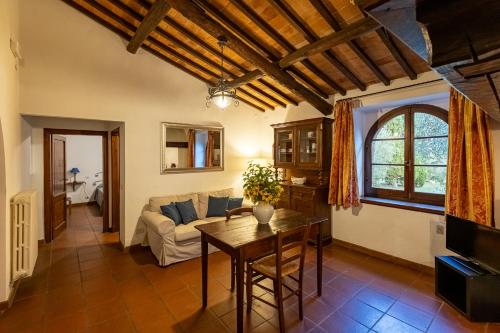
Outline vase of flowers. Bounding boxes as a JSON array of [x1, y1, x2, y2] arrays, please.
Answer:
[[242, 162, 283, 224]]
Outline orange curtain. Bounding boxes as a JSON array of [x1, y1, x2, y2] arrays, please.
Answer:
[[328, 100, 360, 208], [446, 88, 494, 226], [205, 131, 215, 167], [187, 129, 195, 168]]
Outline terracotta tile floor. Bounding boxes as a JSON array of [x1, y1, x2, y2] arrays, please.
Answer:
[[0, 205, 497, 332]]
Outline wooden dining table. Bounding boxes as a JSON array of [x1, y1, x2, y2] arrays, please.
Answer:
[[195, 208, 328, 333]]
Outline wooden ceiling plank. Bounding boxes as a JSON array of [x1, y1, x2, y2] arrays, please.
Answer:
[[376, 28, 417, 80], [165, 0, 333, 114], [310, 0, 390, 86], [127, 0, 171, 53], [277, 16, 380, 68]]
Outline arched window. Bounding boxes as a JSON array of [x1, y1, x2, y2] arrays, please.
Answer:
[[364, 104, 448, 205]]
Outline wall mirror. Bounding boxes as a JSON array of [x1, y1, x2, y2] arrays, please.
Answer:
[[161, 122, 224, 174]]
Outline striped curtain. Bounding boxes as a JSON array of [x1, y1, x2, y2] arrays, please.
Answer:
[[445, 88, 494, 226], [328, 100, 360, 208]]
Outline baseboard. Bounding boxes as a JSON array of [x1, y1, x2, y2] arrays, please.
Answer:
[[0, 278, 21, 316], [332, 238, 435, 275]]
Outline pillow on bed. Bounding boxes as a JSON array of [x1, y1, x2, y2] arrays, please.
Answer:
[[160, 203, 182, 226], [206, 196, 229, 217], [175, 199, 199, 224]]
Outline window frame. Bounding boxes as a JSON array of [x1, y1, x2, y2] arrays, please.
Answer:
[[364, 104, 448, 206]]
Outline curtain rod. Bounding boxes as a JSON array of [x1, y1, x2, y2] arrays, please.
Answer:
[[335, 79, 445, 103]]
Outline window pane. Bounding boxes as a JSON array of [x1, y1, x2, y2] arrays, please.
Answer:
[[374, 114, 405, 139], [372, 140, 404, 164], [414, 166, 446, 194], [414, 112, 448, 137], [414, 137, 448, 165], [372, 165, 404, 191]]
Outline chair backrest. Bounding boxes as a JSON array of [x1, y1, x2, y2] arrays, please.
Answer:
[[275, 223, 310, 277], [225, 207, 254, 221]]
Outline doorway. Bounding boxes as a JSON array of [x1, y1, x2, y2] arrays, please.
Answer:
[[43, 129, 109, 242], [111, 128, 120, 232]]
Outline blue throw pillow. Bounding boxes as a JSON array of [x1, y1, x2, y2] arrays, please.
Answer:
[[160, 203, 182, 226], [206, 196, 229, 217], [228, 197, 244, 210], [175, 199, 198, 224]]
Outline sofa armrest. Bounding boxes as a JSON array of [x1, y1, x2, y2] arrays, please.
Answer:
[[142, 211, 176, 236]]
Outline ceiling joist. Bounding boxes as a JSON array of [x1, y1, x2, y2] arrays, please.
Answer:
[[127, 0, 171, 53]]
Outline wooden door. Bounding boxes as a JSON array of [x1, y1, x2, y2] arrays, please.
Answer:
[[111, 128, 120, 232], [51, 135, 67, 239]]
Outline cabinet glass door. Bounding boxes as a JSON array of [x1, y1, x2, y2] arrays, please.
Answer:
[[276, 129, 294, 165], [298, 126, 318, 165]]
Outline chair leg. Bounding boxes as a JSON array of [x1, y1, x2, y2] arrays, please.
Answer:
[[298, 271, 304, 320], [246, 263, 253, 312], [230, 258, 235, 292], [273, 280, 279, 299], [276, 277, 285, 333]]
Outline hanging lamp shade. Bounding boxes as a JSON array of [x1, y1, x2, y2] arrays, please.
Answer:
[[70, 167, 80, 174]]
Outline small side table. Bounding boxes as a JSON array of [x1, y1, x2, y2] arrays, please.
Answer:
[[66, 197, 72, 216]]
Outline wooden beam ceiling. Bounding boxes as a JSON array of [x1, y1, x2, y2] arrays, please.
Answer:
[[60, 0, 431, 113], [169, 0, 334, 115], [127, 0, 171, 53]]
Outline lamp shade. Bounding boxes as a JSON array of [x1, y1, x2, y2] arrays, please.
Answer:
[[70, 167, 80, 174]]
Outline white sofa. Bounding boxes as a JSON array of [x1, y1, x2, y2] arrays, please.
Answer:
[[141, 188, 240, 266]]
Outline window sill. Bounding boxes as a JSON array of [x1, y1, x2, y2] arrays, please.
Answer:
[[360, 197, 445, 215]]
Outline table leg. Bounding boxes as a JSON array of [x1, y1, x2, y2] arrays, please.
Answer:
[[236, 251, 244, 333], [201, 233, 208, 308], [316, 223, 323, 296]]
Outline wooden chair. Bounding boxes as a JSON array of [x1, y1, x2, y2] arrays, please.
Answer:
[[226, 207, 254, 291], [246, 224, 311, 333]]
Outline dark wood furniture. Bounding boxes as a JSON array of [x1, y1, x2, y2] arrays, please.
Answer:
[[247, 224, 310, 333], [435, 256, 500, 321], [272, 117, 333, 243], [196, 209, 328, 333]]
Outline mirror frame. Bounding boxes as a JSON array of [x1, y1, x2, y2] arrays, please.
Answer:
[[161, 122, 224, 174]]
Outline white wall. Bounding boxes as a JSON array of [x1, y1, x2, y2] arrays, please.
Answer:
[[18, 0, 276, 249], [63, 135, 103, 205], [0, 0, 34, 302]]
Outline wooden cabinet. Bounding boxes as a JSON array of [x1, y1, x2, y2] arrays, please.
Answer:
[[271, 117, 333, 243]]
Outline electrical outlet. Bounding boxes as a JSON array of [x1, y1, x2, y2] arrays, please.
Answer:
[[436, 224, 445, 235]]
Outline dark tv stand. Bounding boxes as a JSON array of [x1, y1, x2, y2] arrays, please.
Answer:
[[435, 256, 500, 321]]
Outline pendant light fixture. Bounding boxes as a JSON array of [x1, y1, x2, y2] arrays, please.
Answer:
[[206, 36, 238, 109]]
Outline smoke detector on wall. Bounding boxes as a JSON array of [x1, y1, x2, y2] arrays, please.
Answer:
[[9, 38, 23, 70]]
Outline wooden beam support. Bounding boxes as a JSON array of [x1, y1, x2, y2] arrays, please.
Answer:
[[376, 28, 417, 79], [127, 0, 170, 53], [225, 70, 263, 89], [309, 0, 390, 86], [278, 17, 380, 69], [171, 0, 333, 114]]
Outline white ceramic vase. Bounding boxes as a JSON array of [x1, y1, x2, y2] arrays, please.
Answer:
[[253, 201, 274, 224]]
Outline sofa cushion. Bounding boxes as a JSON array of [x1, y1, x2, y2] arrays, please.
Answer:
[[198, 188, 234, 218], [174, 217, 228, 242], [206, 196, 229, 217], [149, 192, 201, 217], [228, 197, 244, 210], [160, 203, 182, 225], [176, 199, 199, 224]]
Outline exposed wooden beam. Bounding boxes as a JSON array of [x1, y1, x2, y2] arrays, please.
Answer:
[[166, 0, 333, 114], [225, 70, 263, 89], [127, 0, 171, 53], [376, 28, 417, 79], [278, 17, 380, 68], [309, 0, 390, 86]]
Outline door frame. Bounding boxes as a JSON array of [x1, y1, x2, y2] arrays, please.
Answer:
[[43, 129, 109, 242], [110, 128, 120, 232]]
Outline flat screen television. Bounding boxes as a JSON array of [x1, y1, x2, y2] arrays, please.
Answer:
[[446, 214, 500, 272]]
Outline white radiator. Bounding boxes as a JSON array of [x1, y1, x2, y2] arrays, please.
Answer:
[[11, 190, 38, 281]]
